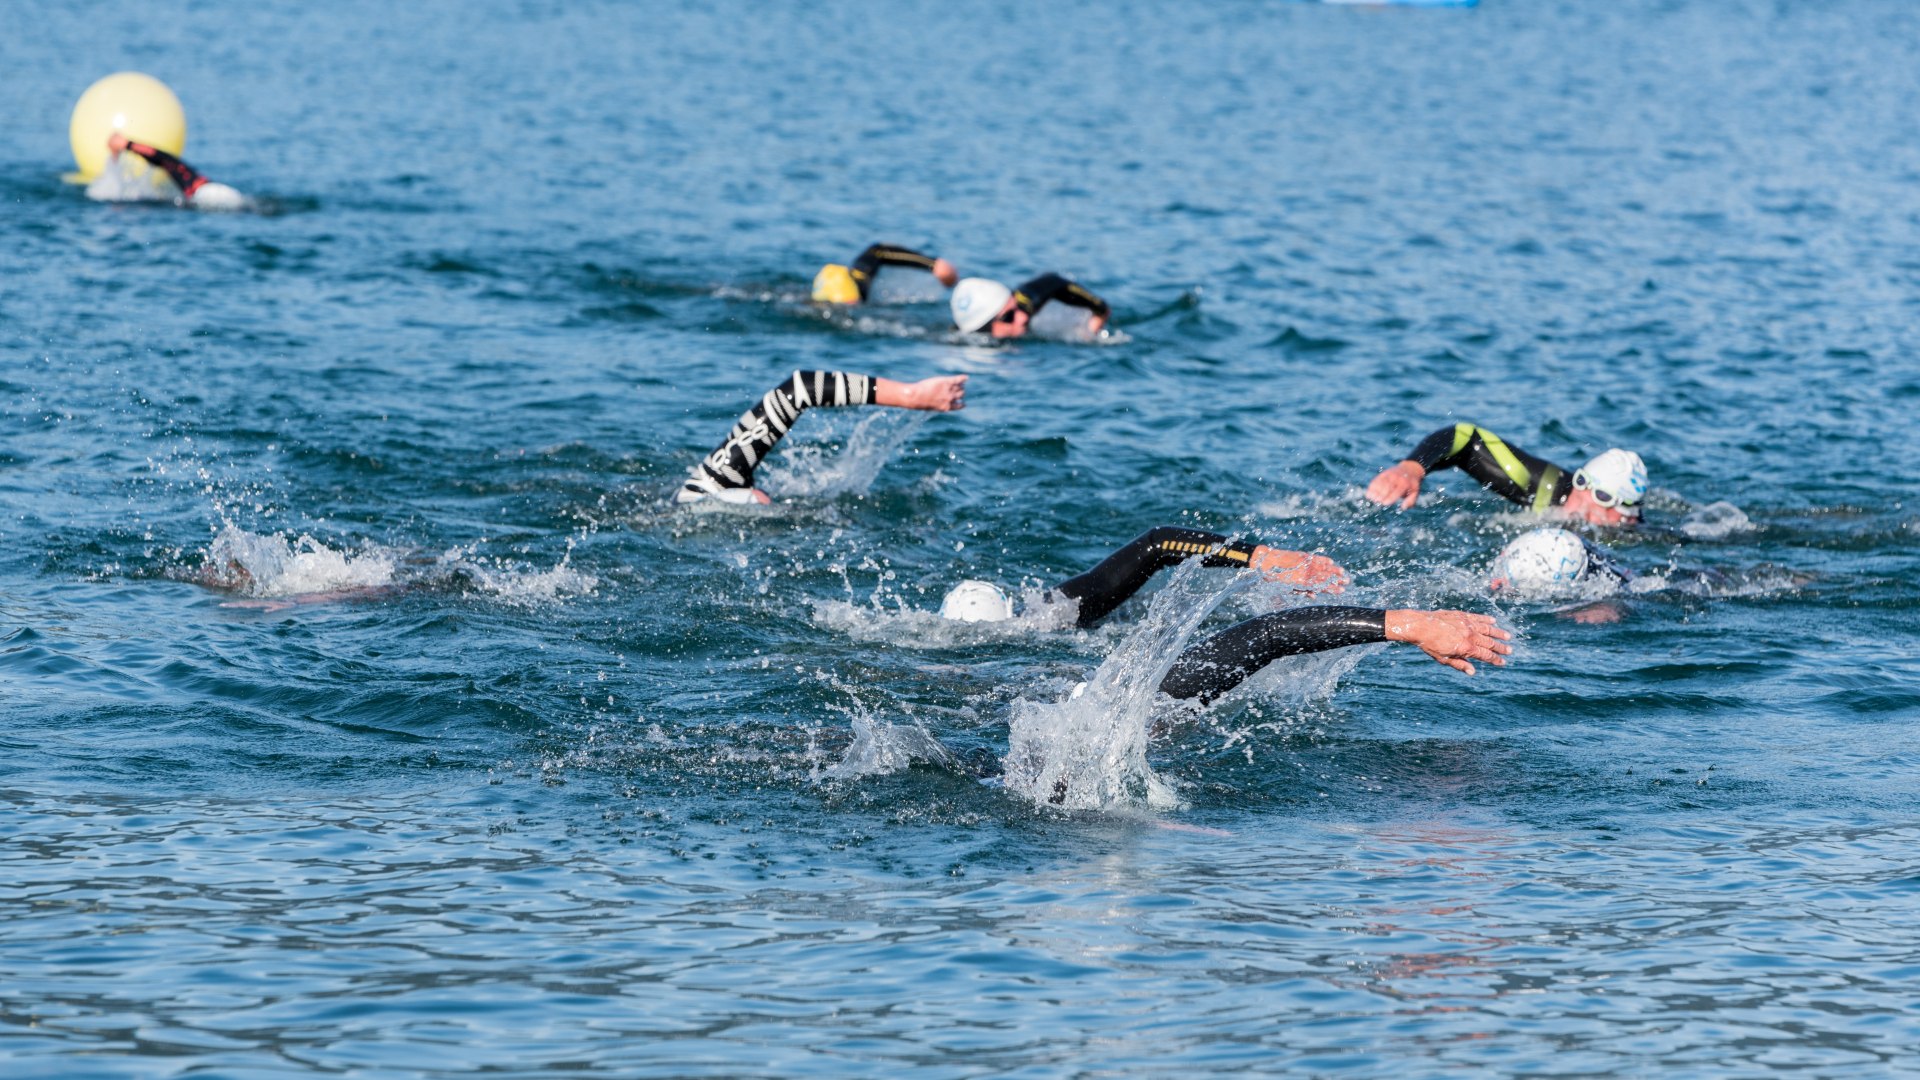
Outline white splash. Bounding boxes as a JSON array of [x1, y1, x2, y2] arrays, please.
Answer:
[[1681, 501, 1754, 540], [85, 153, 179, 203], [819, 713, 961, 781], [760, 411, 926, 499], [1002, 560, 1236, 812], [203, 524, 398, 597]]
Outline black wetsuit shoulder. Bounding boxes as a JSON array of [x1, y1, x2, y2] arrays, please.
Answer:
[[1012, 273, 1109, 320], [849, 244, 940, 301], [1159, 607, 1387, 703], [1051, 526, 1260, 628], [1406, 423, 1572, 512]]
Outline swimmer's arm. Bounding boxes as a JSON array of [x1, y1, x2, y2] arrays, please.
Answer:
[[873, 374, 967, 411], [1014, 273, 1111, 330], [1370, 424, 1562, 509], [108, 133, 206, 196], [852, 244, 959, 287]]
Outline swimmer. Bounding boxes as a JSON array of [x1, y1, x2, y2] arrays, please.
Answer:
[[1488, 526, 1631, 596], [105, 132, 245, 210], [677, 370, 967, 504], [951, 273, 1111, 339], [811, 244, 960, 304], [941, 526, 1507, 703], [1366, 422, 1647, 526]]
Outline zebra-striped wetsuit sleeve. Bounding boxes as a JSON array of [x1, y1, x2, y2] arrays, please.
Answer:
[[679, 371, 876, 501]]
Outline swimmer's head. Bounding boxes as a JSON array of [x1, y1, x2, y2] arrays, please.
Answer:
[[1569, 448, 1647, 525], [811, 264, 860, 304], [939, 579, 1014, 623], [951, 278, 1012, 333], [1490, 527, 1591, 595]]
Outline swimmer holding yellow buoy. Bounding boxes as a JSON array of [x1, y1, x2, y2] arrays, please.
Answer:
[[69, 71, 246, 211]]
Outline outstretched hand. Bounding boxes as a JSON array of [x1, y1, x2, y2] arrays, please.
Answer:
[[1384, 609, 1512, 675], [932, 258, 959, 287], [1366, 460, 1426, 509], [1248, 545, 1347, 594], [107, 132, 130, 156], [876, 374, 967, 412]]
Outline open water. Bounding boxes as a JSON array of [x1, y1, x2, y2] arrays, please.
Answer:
[[5, 1, 1920, 1075]]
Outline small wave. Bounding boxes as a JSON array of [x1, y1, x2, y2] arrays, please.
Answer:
[[818, 714, 961, 781], [192, 525, 594, 606], [811, 590, 1076, 646], [1681, 501, 1754, 540]]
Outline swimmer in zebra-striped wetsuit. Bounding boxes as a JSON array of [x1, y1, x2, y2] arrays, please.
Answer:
[[676, 370, 967, 505], [941, 526, 1508, 704], [1365, 421, 1649, 527]]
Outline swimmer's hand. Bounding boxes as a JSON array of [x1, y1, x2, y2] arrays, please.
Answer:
[[1366, 460, 1426, 509], [932, 258, 959, 288], [875, 374, 967, 412], [1087, 313, 1108, 335], [1249, 546, 1347, 594], [1385, 609, 1512, 675], [107, 132, 130, 156]]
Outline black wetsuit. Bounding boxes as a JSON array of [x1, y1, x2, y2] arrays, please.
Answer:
[[1049, 527, 1394, 704], [1011, 273, 1110, 322], [121, 141, 209, 200], [1405, 423, 1573, 514], [679, 371, 875, 501], [848, 244, 942, 301]]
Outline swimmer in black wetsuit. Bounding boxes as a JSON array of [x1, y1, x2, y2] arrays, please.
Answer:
[[812, 244, 960, 304], [1366, 422, 1649, 527], [942, 526, 1509, 704], [676, 370, 967, 505], [950, 273, 1111, 339], [104, 133, 246, 210]]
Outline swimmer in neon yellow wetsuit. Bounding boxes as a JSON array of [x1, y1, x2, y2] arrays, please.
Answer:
[[676, 370, 967, 505], [105, 132, 246, 210], [1366, 422, 1648, 527], [951, 273, 1111, 339], [812, 244, 960, 304]]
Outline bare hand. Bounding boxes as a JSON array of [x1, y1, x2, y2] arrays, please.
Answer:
[[1384, 609, 1512, 675], [932, 258, 959, 287], [1248, 545, 1347, 594], [1366, 460, 1426, 509], [107, 132, 129, 155], [1087, 313, 1108, 335], [878, 374, 967, 412]]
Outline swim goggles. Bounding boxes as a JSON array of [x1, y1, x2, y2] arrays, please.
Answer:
[[1572, 469, 1642, 514]]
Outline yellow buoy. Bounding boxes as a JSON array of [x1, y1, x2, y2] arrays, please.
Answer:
[[67, 72, 186, 183]]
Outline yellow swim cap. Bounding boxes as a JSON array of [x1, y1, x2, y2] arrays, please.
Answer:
[[811, 264, 860, 304], [69, 72, 187, 182]]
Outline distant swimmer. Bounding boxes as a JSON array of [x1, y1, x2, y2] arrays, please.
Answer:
[[938, 526, 1507, 702], [677, 370, 967, 505], [950, 273, 1110, 339], [812, 243, 960, 304], [1366, 421, 1647, 526], [104, 132, 246, 210]]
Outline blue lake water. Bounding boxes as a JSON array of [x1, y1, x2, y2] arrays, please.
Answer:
[[5, 0, 1920, 1074]]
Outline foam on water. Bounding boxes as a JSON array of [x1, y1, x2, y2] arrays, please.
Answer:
[[1680, 500, 1754, 540], [759, 411, 929, 499], [193, 524, 594, 606], [84, 154, 179, 203]]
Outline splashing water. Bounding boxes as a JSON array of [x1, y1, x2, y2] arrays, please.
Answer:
[[201, 524, 398, 597], [1681, 501, 1754, 540], [1003, 560, 1240, 812], [85, 153, 180, 203], [760, 411, 928, 499]]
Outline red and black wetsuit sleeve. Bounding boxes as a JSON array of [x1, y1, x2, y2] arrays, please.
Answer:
[[848, 244, 941, 301], [122, 141, 208, 198], [1051, 526, 1260, 628], [680, 371, 876, 499], [1012, 273, 1110, 320], [1159, 607, 1387, 703], [1404, 423, 1573, 512]]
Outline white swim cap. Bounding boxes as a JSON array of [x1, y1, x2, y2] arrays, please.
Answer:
[[939, 579, 1014, 622], [1491, 527, 1590, 594], [188, 182, 246, 211], [951, 278, 1012, 333], [1573, 448, 1647, 515]]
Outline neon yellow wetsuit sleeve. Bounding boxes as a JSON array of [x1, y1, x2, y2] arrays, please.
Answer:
[[1406, 423, 1571, 513]]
